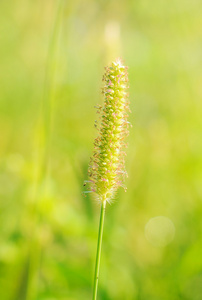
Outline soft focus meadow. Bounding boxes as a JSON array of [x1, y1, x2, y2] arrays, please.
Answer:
[[0, 1, 202, 299]]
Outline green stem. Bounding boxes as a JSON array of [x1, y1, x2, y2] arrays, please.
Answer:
[[93, 200, 107, 300], [25, 2, 64, 300]]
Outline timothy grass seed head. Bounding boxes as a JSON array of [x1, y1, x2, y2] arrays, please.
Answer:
[[87, 58, 130, 203]]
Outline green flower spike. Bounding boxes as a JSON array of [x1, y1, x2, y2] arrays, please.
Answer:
[[87, 59, 130, 300], [88, 58, 130, 203]]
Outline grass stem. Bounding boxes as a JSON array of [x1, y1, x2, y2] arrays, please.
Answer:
[[92, 200, 106, 300]]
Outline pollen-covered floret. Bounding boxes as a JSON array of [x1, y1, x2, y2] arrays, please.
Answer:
[[87, 58, 130, 203]]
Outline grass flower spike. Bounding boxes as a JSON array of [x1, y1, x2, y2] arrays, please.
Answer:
[[88, 58, 130, 203], [88, 59, 130, 300]]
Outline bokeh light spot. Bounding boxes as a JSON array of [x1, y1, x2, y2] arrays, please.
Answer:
[[145, 216, 175, 247]]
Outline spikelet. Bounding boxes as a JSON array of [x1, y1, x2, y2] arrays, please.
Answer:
[[87, 58, 130, 203]]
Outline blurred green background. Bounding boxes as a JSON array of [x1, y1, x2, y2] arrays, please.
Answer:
[[0, 0, 202, 299]]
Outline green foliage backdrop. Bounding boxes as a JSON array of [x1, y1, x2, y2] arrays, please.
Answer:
[[0, 0, 202, 299]]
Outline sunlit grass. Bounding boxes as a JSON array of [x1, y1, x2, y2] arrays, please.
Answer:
[[0, 0, 202, 299]]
